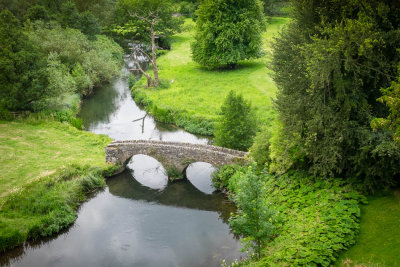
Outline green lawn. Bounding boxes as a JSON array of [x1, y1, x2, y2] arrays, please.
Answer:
[[0, 120, 110, 201], [0, 120, 113, 250], [133, 17, 290, 134], [335, 190, 400, 267]]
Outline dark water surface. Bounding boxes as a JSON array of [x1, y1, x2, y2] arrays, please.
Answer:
[[0, 57, 243, 267]]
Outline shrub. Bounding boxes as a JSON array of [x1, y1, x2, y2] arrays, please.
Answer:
[[250, 127, 272, 168], [211, 164, 243, 191], [214, 90, 257, 151]]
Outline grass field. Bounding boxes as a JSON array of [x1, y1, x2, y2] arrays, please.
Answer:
[[0, 120, 113, 250], [0, 120, 111, 200], [335, 190, 400, 266], [133, 17, 290, 135]]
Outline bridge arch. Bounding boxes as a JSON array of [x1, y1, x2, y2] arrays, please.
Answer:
[[105, 140, 247, 176]]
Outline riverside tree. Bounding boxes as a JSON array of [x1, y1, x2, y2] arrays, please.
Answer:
[[118, 0, 183, 87], [191, 0, 265, 69], [229, 167, 276, 260], [214, 90, 257, 151], [268, 0, 400, 189]]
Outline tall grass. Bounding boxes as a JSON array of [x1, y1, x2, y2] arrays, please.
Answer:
[[0, 164, 117, 251]]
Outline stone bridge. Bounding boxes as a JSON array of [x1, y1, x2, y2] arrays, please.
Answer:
[[105, 140, 247, 174]]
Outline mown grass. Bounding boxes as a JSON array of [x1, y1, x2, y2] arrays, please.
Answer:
[[335, 190, 400, 267], [0, 120, 115, 251], [132, 17, 290, 135], [0, 120, 111, 200]]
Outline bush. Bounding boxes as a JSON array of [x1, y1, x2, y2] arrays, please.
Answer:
[[250, 127, 272, 168], [214, 90, 257, 151], [211, 164, 243, 192]]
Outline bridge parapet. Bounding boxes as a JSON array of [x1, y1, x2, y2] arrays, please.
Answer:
[[105, 140, 248, 174]]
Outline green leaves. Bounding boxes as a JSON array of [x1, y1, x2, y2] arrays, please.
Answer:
[[214, 90, 257, 151], [228, 166, 277, 260], [270, 0, 400, 187], [191, 0, 265, 68]]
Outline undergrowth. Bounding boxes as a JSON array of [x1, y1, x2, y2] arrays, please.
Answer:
[[213, 166, 366, 266]]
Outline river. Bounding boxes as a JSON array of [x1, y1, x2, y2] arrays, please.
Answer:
[[0, 57, 243, 267]]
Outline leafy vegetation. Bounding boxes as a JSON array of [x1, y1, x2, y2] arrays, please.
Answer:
[[191, 0, 265, 69], [214, 166, 366, 266], [264, 0, 400, 190], [214, 91, 256, 151], [228, 166, 276, 260], [0, 2, 123, 112]]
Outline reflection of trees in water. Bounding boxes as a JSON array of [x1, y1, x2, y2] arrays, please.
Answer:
[[0, 225, 74, 266], [78, 80, 121, 127], [107, 170, 236, 224]]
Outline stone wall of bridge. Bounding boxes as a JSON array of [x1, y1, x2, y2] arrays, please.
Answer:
[[105, 140, 247, 173]]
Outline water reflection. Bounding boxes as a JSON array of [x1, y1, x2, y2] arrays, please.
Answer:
[[127, 155, 168, 190], [186, 162, 216, 194], [1, 171, 243, 267], [108, 170, 234, 223], [79, 57, 211, 144]]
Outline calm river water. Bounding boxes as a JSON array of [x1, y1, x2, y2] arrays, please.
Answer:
[[0, 57, 243, 267]]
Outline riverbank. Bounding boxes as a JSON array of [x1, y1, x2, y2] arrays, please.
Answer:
[[0, 120, 115, 251], [131, 17, 290, 135]]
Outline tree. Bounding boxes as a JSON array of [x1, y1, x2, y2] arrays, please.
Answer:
[[0, 9, 49, 110], [214, 90, 257, 151], [191, 0, 265, 69], [372, 68, 400, 144], [270, 0, 400, 188], [118, 0, 183, 87], [229, 166, 275, 260]]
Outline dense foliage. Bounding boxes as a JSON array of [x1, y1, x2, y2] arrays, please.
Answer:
[[214, 91, 257, 151], [228, 167, 276, 260], [0, 6, 123, 111], [214, 166, 365, 266], [262, 0, 400, 189], [372, 66, 400, 144], [191, 0, 265, 69]]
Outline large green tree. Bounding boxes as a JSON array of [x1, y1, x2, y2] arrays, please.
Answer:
[[0, 9, 48, 110], [191, 0, 265, 69], [269, 0, 400, 188]]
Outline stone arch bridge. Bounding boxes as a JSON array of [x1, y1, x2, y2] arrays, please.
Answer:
[[105, 140, 247, 174]]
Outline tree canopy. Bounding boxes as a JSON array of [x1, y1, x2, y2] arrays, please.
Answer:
[[266, 0, 400, 189], [214, 90, 257, 151], [191, 0, 265, 69]]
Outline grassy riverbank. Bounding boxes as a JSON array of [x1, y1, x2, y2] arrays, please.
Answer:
[[0, 120, 114, 251], [132, 17, 290, 135], [335, 190, 400, 266]]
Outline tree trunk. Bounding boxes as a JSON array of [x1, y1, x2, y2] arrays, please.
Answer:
[[150, 23, 159, 87]]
